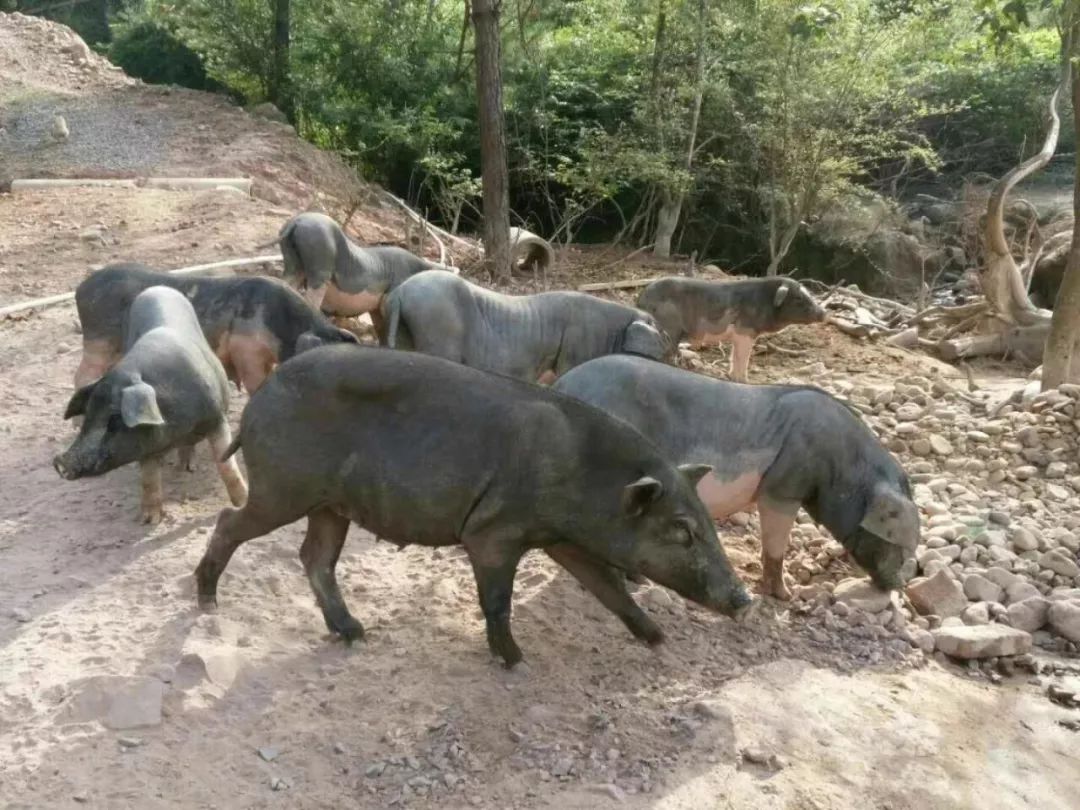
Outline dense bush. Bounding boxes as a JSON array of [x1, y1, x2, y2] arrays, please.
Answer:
[[110, 21, 213, 90]]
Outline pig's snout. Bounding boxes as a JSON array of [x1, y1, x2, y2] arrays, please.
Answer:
[[718, 586, 755, 620], [53, 454, 77, 480], [899, 556, 917, 584]]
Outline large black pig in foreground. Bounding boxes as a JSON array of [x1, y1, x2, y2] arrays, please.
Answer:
[[55, 287, 248, 524], [194, 346, 752, 667], [554, 355, 919, 600]]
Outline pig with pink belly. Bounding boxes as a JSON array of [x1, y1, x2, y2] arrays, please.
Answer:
[[637, 276, 825, 383], [277, 212, 437, 335], [55, 286, 248, 524], [74, 263, 358, 397], [554, 354, 919, 600]]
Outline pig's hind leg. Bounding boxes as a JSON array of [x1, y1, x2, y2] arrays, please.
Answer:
[[546, 544, 663, 646], [195, 499, 302, 609], [208, 422, 248, 507], [300, 507, 364, 642], [461, 529, 526, 667], [176, 444, 196, 472]]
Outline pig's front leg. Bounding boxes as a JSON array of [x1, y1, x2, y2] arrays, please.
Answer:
[[208, 422, 248, 507], [546, 543, 663, 646], [729, 333, 755, 383], [139, 455, 165, 525]]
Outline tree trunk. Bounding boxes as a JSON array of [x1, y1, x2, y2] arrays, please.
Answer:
[[1042, 5, 1080, 388], [268, 0, 293, 121], [654, 191, 681, 258], [652, 0, 705, 259], [766, 219, 800, 276], [981, 69, 1066, 326], [472, 0, 512, 278]]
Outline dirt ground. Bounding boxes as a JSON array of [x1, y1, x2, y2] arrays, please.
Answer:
[[2, 12, 1079, 810]]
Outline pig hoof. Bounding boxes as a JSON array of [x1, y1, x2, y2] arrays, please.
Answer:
[[141, 507, 165, 525], [766, 581, 793, 601], [336, 617, 365, 644], [197, 593, 218, 611]]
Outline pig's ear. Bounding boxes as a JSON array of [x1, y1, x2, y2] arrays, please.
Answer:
[[773, 282, 790, 307], [860, 486, 919, 550], [120, 381, 165, 428], [623, 320, 666, 360], [294, 331, 324, 356], [63, 382, 98, 419], [622, 476, 663, 516], [677, 463, 713, 488]]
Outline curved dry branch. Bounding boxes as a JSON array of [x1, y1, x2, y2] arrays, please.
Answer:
[[986, 86, 1063, 257]]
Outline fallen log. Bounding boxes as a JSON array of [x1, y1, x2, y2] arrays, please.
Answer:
[[10, 177, 253, 194], [0, 254, 282, 319], [578, 276, 664, 292], [10, 178, 139, 190], [510, 227, 555, 275]]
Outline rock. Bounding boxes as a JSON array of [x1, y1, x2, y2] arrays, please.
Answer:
[[831, 578, 892, 613], [1046, 461, 1068, 479], [963, 573, 1004, 604], [928, 434, 953, 455], [908, 627, 935, 652], [1045, 483, 1071, 502], [1007, 597, 1049, 632], [258, 747, 280, 762], [270, 776, 290, 791], [1040, 550, 1080, 578], [551, 756, 575, 777], [961, 603, 990, 625], [10, 607, 30, 622], [79, 226, 106, 244], [62, 676, 164, 730], [896, 404, 923, 422], [741, 746, 786, 771], [906, 569, 967, 618], [1014, 465, 1039, 481], [1048, 599, 1080, 642], [365, 762, 387, 777], [910, 438, 932, 456], [117, 736, 142, 749], [1010, 527, 1040, 552], [1006, 581, 1042, 604], [933, 624, 1032, 659], [589, 783, 626, 802], [642, 587, 675, 611]]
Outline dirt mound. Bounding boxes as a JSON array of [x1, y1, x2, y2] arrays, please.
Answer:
[[0, 11, 372, 217]]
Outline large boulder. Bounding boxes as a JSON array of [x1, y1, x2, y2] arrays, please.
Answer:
[[932, 625, 1032, 659]]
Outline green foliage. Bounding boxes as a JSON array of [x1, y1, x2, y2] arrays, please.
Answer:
[[110, 21, 213, 90], [95, 0, 1071, 271]]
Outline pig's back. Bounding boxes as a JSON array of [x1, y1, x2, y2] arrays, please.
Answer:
[[238, 346, 665, 545]]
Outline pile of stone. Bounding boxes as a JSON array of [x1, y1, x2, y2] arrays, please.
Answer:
[[793, 372, 1080, 662]]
